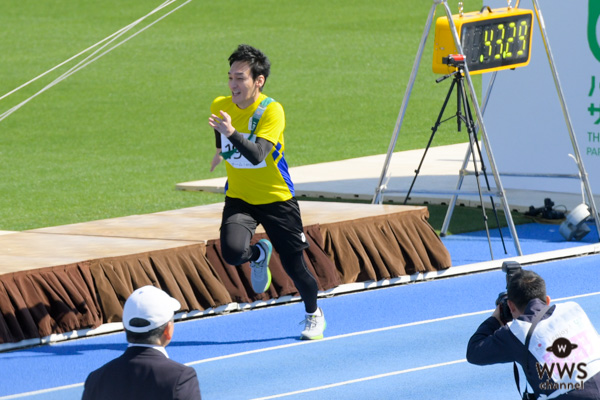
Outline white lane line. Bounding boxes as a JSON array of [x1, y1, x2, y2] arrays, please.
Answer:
[[185, 308, 492, 366], [0, 383, 83, 400], [184, 291, 600, 366], [249, 359, 468, 400]]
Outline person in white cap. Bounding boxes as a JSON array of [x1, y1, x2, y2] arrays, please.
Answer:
[[82, 285, 201, 400]]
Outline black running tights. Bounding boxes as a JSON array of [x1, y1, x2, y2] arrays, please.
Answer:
[[220, 223, 318, 313]]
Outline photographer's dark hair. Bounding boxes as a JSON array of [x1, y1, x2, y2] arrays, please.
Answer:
[[507, 270, 546, 311], [228, 44, 270, 91], [125, 318, 168, 344]]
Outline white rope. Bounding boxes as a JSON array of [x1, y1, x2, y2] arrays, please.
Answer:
[[0, 0, 191, 122], [0, 0, 175, 103]]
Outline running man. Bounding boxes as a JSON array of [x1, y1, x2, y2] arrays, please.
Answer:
[[208, 44, 325, 340]]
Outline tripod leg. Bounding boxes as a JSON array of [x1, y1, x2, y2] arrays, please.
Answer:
[[440, 144, 473, 236], [457, 76, 495, 259], [404, 78, 457, 204], [456, 82, 462, 133], [463, 90, 508, 254]]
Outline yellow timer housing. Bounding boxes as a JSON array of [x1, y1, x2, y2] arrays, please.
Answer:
[[432, 7, 534, 75]]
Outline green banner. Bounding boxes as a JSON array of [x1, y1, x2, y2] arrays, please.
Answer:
[[589, 0, 600, 62]]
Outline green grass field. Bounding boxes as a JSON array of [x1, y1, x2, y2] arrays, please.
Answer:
[[1, 0, 484, 231]]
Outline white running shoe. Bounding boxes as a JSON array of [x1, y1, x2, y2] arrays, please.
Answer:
[[250, 239, 272, 293], [300, 308, 326, 340]]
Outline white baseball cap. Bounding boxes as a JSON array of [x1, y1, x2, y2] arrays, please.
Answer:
[[122, 285, 181, 333]]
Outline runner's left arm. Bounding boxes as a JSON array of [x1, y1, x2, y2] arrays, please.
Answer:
[[227, 130, 274, 165]]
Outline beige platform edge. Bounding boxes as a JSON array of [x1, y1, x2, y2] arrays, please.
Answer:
[[177, 143, 600, 213]]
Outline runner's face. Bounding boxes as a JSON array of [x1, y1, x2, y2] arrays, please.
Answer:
[[228, 61, 264, 109]]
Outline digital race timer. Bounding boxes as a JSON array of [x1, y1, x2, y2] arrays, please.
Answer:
[[432, 7, 534, 75]]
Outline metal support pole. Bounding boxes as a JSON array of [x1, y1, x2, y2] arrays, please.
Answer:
[[372, 1, 440, 204]]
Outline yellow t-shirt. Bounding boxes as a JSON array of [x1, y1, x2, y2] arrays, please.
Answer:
[[211, 94, 294, 204]]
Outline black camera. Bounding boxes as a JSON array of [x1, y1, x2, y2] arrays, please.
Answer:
[[495, 261, 522, 324], [442, 54, 466, 67], [524, 197, 565, 220]]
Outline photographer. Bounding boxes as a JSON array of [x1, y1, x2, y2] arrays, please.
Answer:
[[467, 266, 600, 399]]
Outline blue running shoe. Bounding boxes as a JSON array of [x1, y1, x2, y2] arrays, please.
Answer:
[[250, 239, 272, 293]]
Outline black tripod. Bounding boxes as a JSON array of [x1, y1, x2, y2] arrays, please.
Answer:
[[404, 60, 507, 258]]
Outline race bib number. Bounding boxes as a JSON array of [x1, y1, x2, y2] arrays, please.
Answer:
[[221, 133, 266, 169]]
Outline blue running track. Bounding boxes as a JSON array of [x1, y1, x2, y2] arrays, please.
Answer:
[[1, 253, 599, 399]]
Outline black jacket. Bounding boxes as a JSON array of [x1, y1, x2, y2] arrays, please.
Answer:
[[82, 346, 201, 400]]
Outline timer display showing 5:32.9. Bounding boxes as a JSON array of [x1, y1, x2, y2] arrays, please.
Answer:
[[432, 7, 534, 75]]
